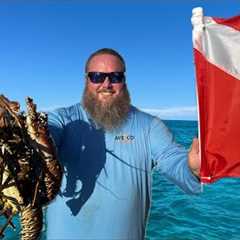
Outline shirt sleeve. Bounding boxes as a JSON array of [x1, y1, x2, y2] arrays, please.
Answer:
[[150, 117, 201, 194], [47, 109, 66, 149]]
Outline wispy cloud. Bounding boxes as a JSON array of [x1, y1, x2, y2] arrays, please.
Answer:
[[39, 105, 65, 112], [142, 106, 197, 120]]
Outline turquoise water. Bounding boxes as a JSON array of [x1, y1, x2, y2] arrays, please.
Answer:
[[2, 120, 240, 239], [146, 120, 240, 240]]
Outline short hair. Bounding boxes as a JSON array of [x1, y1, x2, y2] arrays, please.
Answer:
[[85, 48, 126, 73]]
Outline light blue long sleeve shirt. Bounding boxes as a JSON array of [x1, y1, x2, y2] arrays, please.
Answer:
[[46, 103, 200, 240]]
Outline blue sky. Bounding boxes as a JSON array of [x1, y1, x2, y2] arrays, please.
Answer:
[[1, 0, 239, 119]]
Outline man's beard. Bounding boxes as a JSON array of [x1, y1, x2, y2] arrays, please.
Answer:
[[82, 85, 131, 131]]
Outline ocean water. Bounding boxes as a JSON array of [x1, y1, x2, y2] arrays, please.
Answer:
[[146, 120, 240, 240], [1, 120, 240, 239]]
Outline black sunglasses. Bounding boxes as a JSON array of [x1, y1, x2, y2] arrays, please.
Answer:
[[87, 72, 125, 84]]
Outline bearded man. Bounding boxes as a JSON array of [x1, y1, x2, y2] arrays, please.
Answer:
[[46, 48, 200, 240]]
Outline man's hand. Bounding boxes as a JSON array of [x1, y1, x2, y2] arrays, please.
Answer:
[[188, 138, 200, 178]]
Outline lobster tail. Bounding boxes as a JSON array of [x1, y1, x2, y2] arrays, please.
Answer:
[[21, 205, 42, 240]]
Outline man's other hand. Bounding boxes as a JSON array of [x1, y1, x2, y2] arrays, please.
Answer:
[[188, 138, 200, 178]]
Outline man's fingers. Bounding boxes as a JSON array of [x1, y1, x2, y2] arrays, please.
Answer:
[[190, 138, 199, 154]]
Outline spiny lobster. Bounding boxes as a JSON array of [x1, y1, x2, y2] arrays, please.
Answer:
[[0, 95, 62, 239]]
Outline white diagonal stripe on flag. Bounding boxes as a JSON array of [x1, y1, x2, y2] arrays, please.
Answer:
[[192, 8, 240, 80], [202, 19, 240, 80]]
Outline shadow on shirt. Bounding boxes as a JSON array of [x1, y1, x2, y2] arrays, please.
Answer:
[[50, 119, 106, 216]]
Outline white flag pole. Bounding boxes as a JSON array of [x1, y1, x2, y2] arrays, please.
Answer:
[[191, 7, 210, 186]]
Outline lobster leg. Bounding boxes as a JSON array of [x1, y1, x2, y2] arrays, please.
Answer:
[[0, 211, 15, 237], [0, 209, 16, 229]]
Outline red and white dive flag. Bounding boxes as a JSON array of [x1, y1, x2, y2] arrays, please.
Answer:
[[192, 7, 240, 183]]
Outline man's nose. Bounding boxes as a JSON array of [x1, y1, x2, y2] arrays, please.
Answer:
[[101, 77, 112, 88]]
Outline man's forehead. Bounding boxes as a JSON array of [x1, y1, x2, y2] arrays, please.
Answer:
[[88, 54, 124, 71]]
